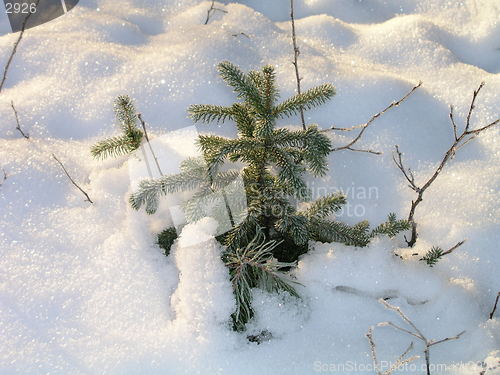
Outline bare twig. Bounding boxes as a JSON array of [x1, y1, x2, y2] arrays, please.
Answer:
[[290, 0, 306, 130], [11, 101, 29, 139], [379, 298, 465, 375], [366, 326, 418, 375], [0, 168, 6, 186], [489, 292, 500, 320], [231, 32, 250, 38], [441, 240, 466, 256], [393, 83, 500, 247], [137, 113, 163, 177], [52, 154, 94, 204], [324, 82, 422, 155], [0, 0, 40, 94], [204, 0, 227, 25]]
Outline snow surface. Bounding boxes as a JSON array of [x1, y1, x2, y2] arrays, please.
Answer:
[[0, 0, 499, 374]]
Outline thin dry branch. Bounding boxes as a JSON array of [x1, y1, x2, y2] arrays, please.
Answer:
[[324, 82, 422, 155], [379, 298, 465, 375], [52, 154, 94, 204], [11, 101, 29, 139], [137, 113, 163, 176], [441, 240, 466, 256], [0, 168, 6, 186], [0, 0, 40, 94], [489, 292, 500, 320], [204, 1, 227, 25], [231, 32, 250, 38], [393, 82, 500, 247], [366, 326, 418, 375], [290, 0, 306, 130]]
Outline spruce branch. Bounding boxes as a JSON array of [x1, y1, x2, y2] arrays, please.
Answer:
[[489, 292, 500, 320], [324, 82, 422, 155], [420, 240, 465, 267], [261, 65, 279, 111], [130, 166, 206, 214], [52, 154, 94, 204], [218, 61, 263, 112], [269, 146, 309, 198], [91, 96, 144, 160], [301, 193, 346, 219], [0, 0, 41, 94], [188, 104, 234, 124], [114, 95, 138, 133], [274, 84, 336, 119], [289, 0, 306, 130], [370, 213, 410, 238], [275, 213, 309, 245], [200, 136, 260, 172], [309, 218, 369, 246], [378, 298, 465, 375], [420, 246, 443, 267], [225, 232, 300, 331], [393, 83, 499, 247], [11, 101, 29, 139], [91, 133, 142, 160], [204, 0, 227, 25]]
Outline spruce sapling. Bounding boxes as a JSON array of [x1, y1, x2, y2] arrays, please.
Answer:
[[131, 62, 409, 263], [91, 96, 143, 160]]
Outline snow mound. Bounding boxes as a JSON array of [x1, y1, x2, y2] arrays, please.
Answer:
[[1, 0, 499, 374], [169, 218, 235, 340]]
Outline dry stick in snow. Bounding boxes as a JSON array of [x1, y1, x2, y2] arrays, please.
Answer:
[[394, 82, 500, 247], [0, 168, 6, 186], [441, 240, 466, 256], [290, 0, 306, 130], [489, 292, 500, 320], [0, 0, 40, 94], [366, 326, 418, 375], [204, 1, 227, 25], [231, 32, 250, 38], [323, 82, 422, 155], [136, 115, 182, 225], [11, 101, 29, 139], [137, 113, 163, 176], [378, 298, 465, 375], [51, 154, 94, 204]]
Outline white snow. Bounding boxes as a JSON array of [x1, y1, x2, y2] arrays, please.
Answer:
[[1, 0, 499, 374], [169, 218, 236, 339]]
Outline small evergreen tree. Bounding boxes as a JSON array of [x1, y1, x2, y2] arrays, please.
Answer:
[[131, 61, 408, 262], [129, 61, 410, 330], [91, 96, 143, 159]]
